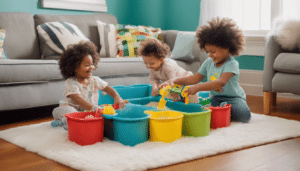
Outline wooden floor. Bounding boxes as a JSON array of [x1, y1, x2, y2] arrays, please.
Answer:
[[1, 95, 300, 171]]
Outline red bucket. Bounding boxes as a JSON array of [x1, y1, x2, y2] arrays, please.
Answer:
[[209, 104, 231, 129], [65, 111, 104, 146]]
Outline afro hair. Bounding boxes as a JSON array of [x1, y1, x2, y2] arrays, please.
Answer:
[[196, 17, 245, 56], [59, 40, 100, 79]]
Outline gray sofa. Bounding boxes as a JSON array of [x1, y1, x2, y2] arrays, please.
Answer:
[[263, 35, 300, 115], [0, 12, 207, 114]]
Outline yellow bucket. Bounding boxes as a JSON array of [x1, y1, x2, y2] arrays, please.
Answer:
[[145, 110, 183, 143]]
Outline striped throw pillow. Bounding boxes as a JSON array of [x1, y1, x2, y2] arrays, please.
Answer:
[[115, 24, 162, 58], [37, 22, 89, 54], [0, 29, 8, 59], [97, 20, 118, 58]]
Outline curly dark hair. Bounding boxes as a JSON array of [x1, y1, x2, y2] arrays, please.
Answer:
[[137, 38, 170, 59], [59, 41, 100, 79], [196, 17, 245, 56]]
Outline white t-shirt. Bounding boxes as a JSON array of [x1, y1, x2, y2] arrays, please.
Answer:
[[60, 76, 108, 111]]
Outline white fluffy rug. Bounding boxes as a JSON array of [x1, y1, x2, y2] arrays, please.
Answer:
[[1, 113, 300, 171]]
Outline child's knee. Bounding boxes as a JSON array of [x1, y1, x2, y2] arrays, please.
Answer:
[[239, 111, 251, 123], [52, 106, 77, 120], [231, 107, 251, 123]]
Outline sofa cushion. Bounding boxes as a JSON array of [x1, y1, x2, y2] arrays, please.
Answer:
[[0, 29, 8, 59], [34, 13, 119, 58], [93, 57, 200, 80], [0, 60, 63, 86], [97, 20, 118, 58], [0, 12, 40, 59], [37, 21, 89, 55], [93, 57, 150, 79], [274, 53, 300, 74], [115, 24, 162, 57]]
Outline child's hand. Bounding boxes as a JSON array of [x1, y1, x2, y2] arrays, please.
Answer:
[[114, 97, 125, 108], [151, 87, 159, 96], [159, 80, 174, 89], [183, 85, 198, 95], [172, 94, 180, 102], [95, 108, 103, 118]]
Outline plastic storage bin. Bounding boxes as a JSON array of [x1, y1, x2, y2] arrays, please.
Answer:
[[210, 104, 231, 129], [145, 110, 183, 143], [99, 84, 152, 105], [103, 104, 151, 146], [65, 111, 104, 146]]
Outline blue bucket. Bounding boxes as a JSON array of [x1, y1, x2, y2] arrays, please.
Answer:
[[103, 104, 151, 146]]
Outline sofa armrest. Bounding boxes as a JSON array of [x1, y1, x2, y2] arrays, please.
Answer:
[[263, 35, 282, 92], [161, 30, 208, 64]]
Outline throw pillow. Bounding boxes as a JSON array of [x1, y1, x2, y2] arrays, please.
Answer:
[[171, 32, 196, 63], [0, 29, 8, 59], [37, 21, 89, 54], [268, 17, 300, 52], [115, 24, 162, 58], [97, 20, 118, 58]]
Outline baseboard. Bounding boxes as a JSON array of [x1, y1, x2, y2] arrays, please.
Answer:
[[239, 70, 300, 99]]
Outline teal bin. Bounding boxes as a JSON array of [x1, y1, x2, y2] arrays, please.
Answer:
[[98, 84, 152, 105], [102, 104, 152, 146], [113, 104, 151, 146]]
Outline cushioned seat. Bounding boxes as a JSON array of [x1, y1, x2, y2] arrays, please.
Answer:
[[273, 53, 300, 74], [94, 57, 149, 79], [0, 60, 62, 86]]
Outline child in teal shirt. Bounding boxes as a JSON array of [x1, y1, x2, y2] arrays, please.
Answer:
[[161, 17, 251, 123]]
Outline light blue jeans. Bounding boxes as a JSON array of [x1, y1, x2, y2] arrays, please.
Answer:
[[211, 96, 251, 123]]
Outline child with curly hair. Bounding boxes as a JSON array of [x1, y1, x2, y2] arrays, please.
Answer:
[[52, 41, 125, 129], [161, 17, 251, 123], [138, 38, 199, 103]]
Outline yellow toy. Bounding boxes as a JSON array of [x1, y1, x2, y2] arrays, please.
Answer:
[[181, 86, 190, 105], [102, 106, 116, 115], [157, 85, 171, 110]]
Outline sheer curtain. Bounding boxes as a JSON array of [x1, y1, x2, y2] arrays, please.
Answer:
[[199, 0, 300, 33]]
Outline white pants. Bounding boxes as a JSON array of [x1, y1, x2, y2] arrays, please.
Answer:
[[52, 105, 78, 121]]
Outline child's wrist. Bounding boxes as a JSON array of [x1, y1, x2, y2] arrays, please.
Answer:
[[89, 106, 99, 111]]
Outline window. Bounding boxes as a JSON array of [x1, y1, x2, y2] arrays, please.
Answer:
[[200, 0, 300, 35], [199, 0, 300, 56]]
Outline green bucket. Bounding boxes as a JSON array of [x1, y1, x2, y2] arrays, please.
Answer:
[[181, 109, 211, 137]]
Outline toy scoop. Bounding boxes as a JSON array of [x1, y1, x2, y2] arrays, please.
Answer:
[[157, 85, 171, 110], [102, 106, 116, 115], [181, 86, 190, 105]]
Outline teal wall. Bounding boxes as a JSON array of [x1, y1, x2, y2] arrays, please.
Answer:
[[107, 0, 200, 31], [236, 55, 264, 71], [0, 0, 263, 70]]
